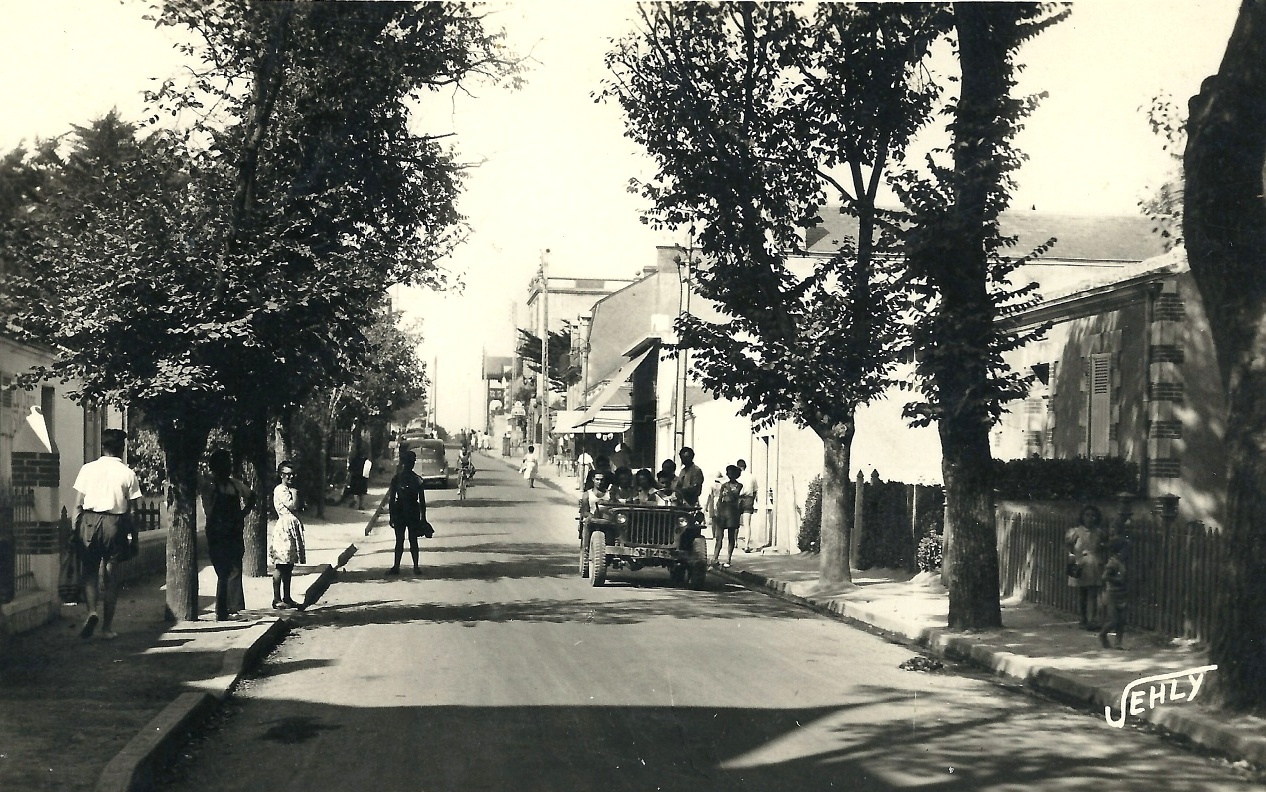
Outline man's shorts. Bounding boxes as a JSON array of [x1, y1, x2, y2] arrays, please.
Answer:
[[79, 511, 131, 567]]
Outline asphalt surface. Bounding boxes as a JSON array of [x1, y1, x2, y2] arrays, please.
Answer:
[[156, 460, 1259, 792]]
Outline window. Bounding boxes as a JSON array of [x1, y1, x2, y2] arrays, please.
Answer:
[[1087, 353, 1112, 458]]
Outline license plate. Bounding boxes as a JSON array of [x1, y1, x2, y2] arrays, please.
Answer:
[[630, 547, 670, 559]]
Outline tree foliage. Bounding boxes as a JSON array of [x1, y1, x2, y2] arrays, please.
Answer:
[[603, 2, 947, 586], [515, 326, 578, 392], [0, 2, 519, 619]]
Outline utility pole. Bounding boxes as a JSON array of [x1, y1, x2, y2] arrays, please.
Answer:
[[675, 245, 692, 452], [538, 249, 550, 447]]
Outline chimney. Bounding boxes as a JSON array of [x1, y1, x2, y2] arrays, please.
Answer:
[[656, 245, 684, 273]]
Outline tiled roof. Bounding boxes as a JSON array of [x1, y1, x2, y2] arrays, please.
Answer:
[[806, 207, 1169, 262]]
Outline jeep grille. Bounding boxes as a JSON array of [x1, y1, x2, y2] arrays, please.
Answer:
[[626, 510, 678, 546]]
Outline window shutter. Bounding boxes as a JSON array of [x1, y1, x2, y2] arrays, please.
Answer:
[[1088, 353, 1112, 458]]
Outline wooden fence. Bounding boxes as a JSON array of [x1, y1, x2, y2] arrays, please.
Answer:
[[996, 501, 1222, 642]]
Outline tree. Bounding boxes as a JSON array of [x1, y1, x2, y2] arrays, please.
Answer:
[[516, 325, 579, 393], [142, 1, 519, 594], [1184, 0, 1266, 710], [3, 116, 238, 621], [892, 2, 1067, 629], [1, 3, 519, 619], [604, 3, 944, 586], [1139, 94, 1186, 251]]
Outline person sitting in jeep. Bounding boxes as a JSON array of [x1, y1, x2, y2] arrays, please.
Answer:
[[579, 470, 613, 517], [609, 466, 639, 503]]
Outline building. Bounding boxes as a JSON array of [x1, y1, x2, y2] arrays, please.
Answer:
[[0, 334, 118, 633], [514, 272, 635, 452], [992, 247, 1223, 527]]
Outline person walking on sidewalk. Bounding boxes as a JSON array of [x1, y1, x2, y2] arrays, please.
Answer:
[[72, 428, 142, 640], [1065, 505, 1105, 629], [199, 449, 255, 621], [736, 459, 759, 551], [387, 450, 432, 575], [521, 445, 540, 488], [269, 461, 306, 609], [1099, 536, 1128, 649], [672, 447, 705, 508], [576, 447, 594, 491], [344, 450, 371, 510], [710, 465, 743, 568]]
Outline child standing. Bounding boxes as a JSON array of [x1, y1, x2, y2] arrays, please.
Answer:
[[1099, 536, 1128, 649]]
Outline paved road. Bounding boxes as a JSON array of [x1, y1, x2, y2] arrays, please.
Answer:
[[160, 460, 1256, 791]]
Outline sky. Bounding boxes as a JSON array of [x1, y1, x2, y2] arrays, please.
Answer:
[[0, 0, 1243, 431]]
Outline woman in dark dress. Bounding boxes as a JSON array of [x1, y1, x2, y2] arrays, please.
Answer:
[[200, 449, 256, 621]]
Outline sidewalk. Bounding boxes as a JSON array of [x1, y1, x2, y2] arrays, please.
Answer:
[[525, 460, 1266, 768], [0, 478, 386, 792]]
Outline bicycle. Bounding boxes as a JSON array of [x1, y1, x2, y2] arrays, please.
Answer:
[[458, 466, 469, 501]]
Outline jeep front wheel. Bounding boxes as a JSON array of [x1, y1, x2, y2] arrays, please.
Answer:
[[689, 537, 708, 590], [590, 531, 607, 586]]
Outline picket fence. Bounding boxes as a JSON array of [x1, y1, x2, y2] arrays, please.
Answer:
[[996, 501, 1221, 642]]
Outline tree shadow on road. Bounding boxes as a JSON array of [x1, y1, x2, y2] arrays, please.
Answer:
[[158, 682, 1257, 792]]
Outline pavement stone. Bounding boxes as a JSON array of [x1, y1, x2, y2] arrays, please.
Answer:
[[526, 461, 1266, 769]]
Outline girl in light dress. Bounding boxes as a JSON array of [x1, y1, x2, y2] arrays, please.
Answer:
[[269, 460, 306, 610]]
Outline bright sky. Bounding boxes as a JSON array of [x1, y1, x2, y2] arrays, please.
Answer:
[[0, 0, 1242, 430]]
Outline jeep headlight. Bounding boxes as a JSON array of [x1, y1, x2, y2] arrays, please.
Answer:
[[677, 516, 690, 528], [615, 512, 629, 525]]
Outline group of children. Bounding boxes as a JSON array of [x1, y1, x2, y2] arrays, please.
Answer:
[[578, 454, 756, 569], [1065, 504, 1130, 650]]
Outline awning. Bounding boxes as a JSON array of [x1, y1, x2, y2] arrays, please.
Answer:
[[552, 409, 633, 434], [579, 348, 653, 424]]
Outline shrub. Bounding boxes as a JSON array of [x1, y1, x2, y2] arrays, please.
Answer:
[[991, 457, 1140, 501], [797, 475, 822, 553], [917, 533, 943, 572]]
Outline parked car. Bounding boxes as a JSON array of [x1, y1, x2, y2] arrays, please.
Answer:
[[402, 438, 450, 488], [579, 501, 708, 588]]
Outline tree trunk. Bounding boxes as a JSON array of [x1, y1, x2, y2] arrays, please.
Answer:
[[817, 415, 856, 587], [233, 411, 270, 578], [1184, 0, 1266, 710], [161, 422, 211, 622], [939, 414, 1002, 629]]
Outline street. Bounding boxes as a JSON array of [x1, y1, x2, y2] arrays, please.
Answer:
[[158, 461, 1256, 792]]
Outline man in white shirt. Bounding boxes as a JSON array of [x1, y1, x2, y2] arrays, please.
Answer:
[[72, 429, 142, 640], [737, 459, 760, 551]]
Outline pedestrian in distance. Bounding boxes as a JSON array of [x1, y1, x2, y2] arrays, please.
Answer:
[[387, 450, 433, 575], [703, 469, 725, 528], [1099, 535, 1128, 649], [736, 459, 759, 551], [199, 449, 255, 622], [672, 447, 705, 508], [576, 446, 594, 492], [345, 450, 371, 510], [710, 465, 744, 567], [269, 461, 306, 609], [1065, 504, 1106, 629], [72, 428, 141, 640], [521, 444, 540, 488]]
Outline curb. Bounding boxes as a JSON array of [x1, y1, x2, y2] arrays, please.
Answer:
[[95, 540, 361, 792], [95, 618, 291, 792], [717, 566, 1266, 767]]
